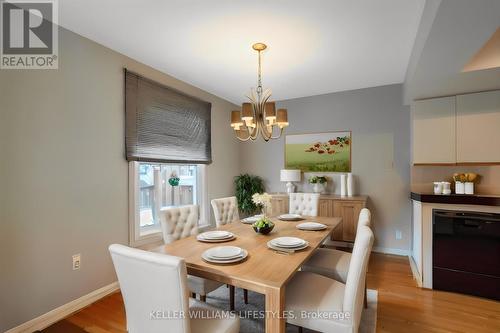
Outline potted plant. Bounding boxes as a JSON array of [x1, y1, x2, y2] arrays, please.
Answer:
[[309, 176, 328, 193], [251, 193, 274, 234], [234, 174, 265, 216]]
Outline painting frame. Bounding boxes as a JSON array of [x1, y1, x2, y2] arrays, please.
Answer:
[[284, 131, 352, 173]]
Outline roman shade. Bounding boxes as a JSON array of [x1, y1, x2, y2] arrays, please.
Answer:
[[125, 69, 212, 164]]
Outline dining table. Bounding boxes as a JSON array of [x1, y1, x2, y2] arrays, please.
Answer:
[[151, 215, 342, 333]]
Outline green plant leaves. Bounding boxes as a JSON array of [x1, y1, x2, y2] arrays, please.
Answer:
[[234, 174, 265, 215]]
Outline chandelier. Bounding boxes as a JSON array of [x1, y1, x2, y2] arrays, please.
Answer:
[[230, 43, 289, 141]]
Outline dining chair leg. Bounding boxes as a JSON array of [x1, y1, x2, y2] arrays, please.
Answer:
[[243, 289, 248, 304], [200, 295, 206, 302], [229, 285, 235, 311], [191, 292, 196, 299], [364, 284, 368, 309]]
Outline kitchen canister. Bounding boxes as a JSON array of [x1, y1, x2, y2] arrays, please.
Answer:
[[455, 181, 465, 194], [433, 182, 443, 194], [465, 182, 474, 195], [442, 182, 451, 195], [340, 174, 347, 196]]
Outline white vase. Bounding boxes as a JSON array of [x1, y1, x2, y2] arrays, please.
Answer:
[[347, 173, 354, 196], [455, 181, 465, 194], [340, 174, 347, 196], [464, 182, 474, 195], [313, 183, 324, 193]]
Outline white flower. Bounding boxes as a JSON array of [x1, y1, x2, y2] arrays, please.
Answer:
[[252, 192, 271, 208]]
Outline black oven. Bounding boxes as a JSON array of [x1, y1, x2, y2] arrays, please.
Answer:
[[433, 209, 500, 300]]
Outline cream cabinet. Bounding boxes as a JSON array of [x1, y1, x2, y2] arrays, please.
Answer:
[[412, 96, 456, 164], [456, 91, 500, 163]]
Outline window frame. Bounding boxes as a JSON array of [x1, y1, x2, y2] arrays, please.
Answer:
[[128, 161, 209, 247]]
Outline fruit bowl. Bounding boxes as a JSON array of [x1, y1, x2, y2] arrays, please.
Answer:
[[252, 218, 275, 235]]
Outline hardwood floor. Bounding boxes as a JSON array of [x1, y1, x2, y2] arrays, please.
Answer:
[[60, 253, 500, 333]]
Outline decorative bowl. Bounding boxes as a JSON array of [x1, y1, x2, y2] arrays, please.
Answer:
[[252, 219, 275, 235]]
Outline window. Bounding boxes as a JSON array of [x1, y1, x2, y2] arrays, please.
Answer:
[[129, 162, 208, 246], [125, 71, 212, 246]]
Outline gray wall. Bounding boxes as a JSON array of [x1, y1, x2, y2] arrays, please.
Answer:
[[0, 28, 240, 331], [239, 84, 411, 252]]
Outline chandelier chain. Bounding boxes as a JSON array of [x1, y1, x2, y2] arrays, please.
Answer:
[[257, 50, 263, 96]]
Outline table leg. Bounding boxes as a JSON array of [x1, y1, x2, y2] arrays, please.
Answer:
[[265, 286, 285, 333]]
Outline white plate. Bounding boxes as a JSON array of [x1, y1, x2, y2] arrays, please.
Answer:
[[202, 249, 248, 264], [196, 235, 235, 243], [267, 241, 309, 252], [241, 216, 260, 224], [279, 214, 303, 221], [271, 237, 305, 248], [205, 246, 242, 259], [199, 231, 232, 240], [296, 222, 327, 230]]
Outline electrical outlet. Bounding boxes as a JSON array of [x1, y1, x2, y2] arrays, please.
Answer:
[[72, 254, 81, 270], [395, 230, 402, 240]]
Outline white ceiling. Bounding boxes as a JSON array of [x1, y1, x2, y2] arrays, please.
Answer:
[[403, 0, 500, 104], [59, 0, 425, 104]]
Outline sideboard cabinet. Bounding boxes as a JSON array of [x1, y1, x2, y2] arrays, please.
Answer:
[[270, 193, 368, 242]]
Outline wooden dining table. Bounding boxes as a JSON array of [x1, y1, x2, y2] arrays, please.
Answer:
[[151, 215, 341, 333]]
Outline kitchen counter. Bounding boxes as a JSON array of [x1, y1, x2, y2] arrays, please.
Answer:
[[411, 191, 500, 206]]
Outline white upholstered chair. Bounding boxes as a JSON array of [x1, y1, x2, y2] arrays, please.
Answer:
[[160, 205, 224, 303], [210, 196, 248, 307], [109, 244, 239, 333], [289, 193, 320, 217], [303, 208, 372, 306], [286, 226, 374, 333], [211, 196, 240, 227]]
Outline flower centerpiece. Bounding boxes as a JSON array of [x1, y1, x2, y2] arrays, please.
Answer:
[[309, 176, 328, 193], [251, 192, 274, 234]]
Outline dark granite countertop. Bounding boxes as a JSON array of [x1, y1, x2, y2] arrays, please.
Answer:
[[411, 192, 500, 206]]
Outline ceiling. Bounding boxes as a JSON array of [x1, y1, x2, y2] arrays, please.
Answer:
[[59, 0, 425, 104], [403, 0, 500, 104]]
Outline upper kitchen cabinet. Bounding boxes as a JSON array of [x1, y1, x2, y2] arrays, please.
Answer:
[[456, 91, 500, 163], [412, 96, 456, 164]]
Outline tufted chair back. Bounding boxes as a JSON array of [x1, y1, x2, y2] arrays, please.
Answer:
[[211, 196, 240, 227], [160, 205, 199, 244], [357, 208, 372, 229], [288, 193, 320, 217]]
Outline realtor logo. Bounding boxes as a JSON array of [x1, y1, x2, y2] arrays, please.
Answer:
[[1, 0, 58, 69]]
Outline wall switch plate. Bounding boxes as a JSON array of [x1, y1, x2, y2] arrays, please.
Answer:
[[395, 230, 402, 240], [72, 254, 81, 270]]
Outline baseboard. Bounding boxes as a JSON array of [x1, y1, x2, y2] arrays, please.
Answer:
[[372, 246, 410, 256], [5, 281, 119, 333], [408, 255, 423, 287]]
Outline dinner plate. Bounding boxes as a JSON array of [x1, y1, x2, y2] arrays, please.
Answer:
[[296, 222, 327, 230], [196, 234, 235, 243], [267, 240, 309, 252], [278, 214, 303, 221], [270, 237, 306, 248], [205, 246, 242, 259], [241, 216, 261, 224], [199, 231, 232, 239], [202, 249, 248, 264]]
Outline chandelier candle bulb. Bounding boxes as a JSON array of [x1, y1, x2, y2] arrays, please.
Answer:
[[265, 102, 277, 124], [276, 109, 289, 128], [231, 110, 243, 129]]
